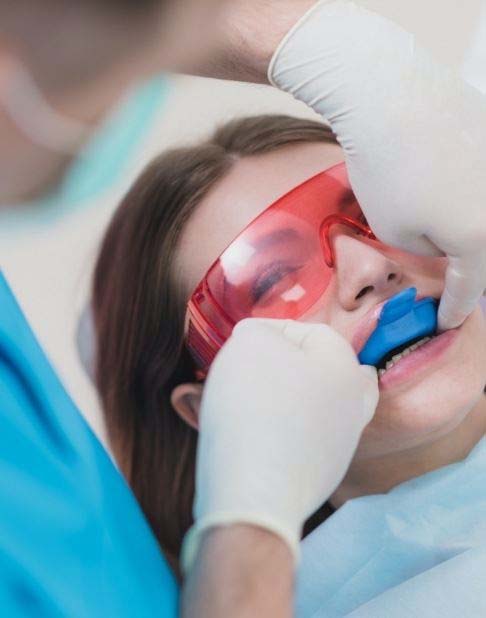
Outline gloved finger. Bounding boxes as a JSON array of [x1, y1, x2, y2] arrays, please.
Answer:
[[397, 234, 443, 258], [234, 318, 337, 351], [367, 223, 444, 258], [237, 318, 364, 367], [282, 326, 380, 418], [230, 317, 300, 352], [280, 321, 363, 368], [231, 317, 287, 340], [280, 320, 335, 350], [437, 253, 485, 330], [359, 365, 379, 424], [244, 319, 379, 425], [360, 364, 378, 382]]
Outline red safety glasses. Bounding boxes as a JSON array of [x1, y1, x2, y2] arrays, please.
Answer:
[[186, 162, 376, 375]]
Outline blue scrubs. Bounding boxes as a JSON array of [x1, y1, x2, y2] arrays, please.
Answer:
[[0, 271, 178, 616], [296, 433, 486, 617]]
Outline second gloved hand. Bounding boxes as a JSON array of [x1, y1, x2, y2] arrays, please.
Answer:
[[269, 0, 486, 331], [182, 318, 378, 571]]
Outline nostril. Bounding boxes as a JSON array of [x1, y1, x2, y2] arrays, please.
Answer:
[[388, 273, 397, 281], [355, 285, 373, 300]]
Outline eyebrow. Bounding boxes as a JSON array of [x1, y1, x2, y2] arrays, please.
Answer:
[[252, 227, 302, 251]]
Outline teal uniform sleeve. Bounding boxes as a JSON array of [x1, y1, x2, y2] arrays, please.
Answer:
[[0, 271, 179, 617]]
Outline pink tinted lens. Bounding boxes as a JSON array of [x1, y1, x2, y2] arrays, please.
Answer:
[[187, 163, 369, 372], [206, 210, 333, 322]]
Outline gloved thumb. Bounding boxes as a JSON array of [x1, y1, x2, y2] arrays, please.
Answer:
[[438, 252, 486, 330], [359, 364, 379, 424]]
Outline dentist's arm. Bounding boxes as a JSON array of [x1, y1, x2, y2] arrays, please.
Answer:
[[181, 526, 293, 618], [181, 318, 378, 617], [190, 0, 316, 83]]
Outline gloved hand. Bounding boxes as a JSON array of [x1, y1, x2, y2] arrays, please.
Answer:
[[181, 318, 378, 572], [269, 0, 486, 330]]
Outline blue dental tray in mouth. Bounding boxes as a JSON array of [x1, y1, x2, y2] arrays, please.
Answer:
[[358, 287, 438, 367]]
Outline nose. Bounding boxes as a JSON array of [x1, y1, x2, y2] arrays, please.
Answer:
[[332, 231, 403, 310]]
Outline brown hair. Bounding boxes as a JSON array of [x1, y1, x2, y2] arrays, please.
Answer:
[[92, 115, 338, 576]]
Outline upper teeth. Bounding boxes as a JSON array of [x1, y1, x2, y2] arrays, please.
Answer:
[[378, 336, 432, 377]]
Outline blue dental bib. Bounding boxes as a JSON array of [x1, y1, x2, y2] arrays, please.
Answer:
[[358, 287, 438, 366]]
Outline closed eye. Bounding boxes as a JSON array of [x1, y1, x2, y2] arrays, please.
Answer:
[[251, 263, 304, 303]]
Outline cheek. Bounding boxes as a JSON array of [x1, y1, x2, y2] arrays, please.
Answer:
[[300, 278, 341, 326], [357, 307, 486, 458]]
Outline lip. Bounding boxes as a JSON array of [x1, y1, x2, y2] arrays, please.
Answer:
[[351, 300, 387, 355], [351, 292, 430, 355], [378, 327, 459, 390]]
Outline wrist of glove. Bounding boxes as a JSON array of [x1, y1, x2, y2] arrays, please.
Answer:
[[182, 318, 378, 573]]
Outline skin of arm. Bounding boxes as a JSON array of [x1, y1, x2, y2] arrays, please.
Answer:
[[183, 0, 317, 83], [181, 525, 294, 618]]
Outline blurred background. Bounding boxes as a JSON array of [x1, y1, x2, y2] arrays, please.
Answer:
[[2, 0, 486, 447]]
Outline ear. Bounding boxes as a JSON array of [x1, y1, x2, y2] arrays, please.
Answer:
[[170, 383, 204, 431]]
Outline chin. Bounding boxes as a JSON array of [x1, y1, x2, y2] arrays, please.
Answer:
[[355, 307, 486, 459]]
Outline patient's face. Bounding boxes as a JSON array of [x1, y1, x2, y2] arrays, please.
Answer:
[[176, 141, 486, 459]]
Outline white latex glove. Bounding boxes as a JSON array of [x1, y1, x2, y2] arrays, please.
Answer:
[[269, 0, 486, 330], [181, 318, 378, 571]]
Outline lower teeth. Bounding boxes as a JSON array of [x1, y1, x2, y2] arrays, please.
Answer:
[[378, 336, 435, 377]]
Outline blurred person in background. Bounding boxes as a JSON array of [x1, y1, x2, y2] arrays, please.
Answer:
[[0, 2, 319, 615]]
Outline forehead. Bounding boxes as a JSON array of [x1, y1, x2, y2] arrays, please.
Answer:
[[176, 140, 344, 295]]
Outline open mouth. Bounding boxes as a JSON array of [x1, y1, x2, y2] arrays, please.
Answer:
[[375, 333, 438, 377], [357, 287, 440, 376]]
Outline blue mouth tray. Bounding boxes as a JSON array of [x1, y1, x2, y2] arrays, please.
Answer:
[[358, 287, 438, 366]]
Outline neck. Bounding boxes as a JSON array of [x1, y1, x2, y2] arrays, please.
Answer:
[[331, 394, 486, 508]]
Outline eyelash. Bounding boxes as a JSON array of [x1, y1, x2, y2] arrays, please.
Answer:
[[251, 263, 303, 303]]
